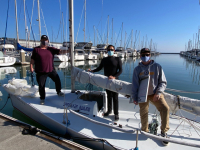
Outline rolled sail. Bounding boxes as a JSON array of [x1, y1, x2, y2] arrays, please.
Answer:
[[73, 67, 200, 116], [73, 67, 132, 96]]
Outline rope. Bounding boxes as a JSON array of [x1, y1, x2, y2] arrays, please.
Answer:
[[0, 94, 10, 111]]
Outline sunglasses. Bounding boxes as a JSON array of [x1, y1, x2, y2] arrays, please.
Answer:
[[141, 54, 150, 57], [107, 49, 114, 51]]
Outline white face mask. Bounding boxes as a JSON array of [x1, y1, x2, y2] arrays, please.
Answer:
[[141, 56, 150, 62]]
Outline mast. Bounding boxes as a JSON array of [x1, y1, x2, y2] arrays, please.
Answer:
[[112, 18, 113, 45], [62, 12, 64, 43], [37, 0, 41, 39], [131, 29, 133, 49], [84, 0, 86, 42], [69, 0, 75, 92], [124, 31, 126, 49], [107, 15, 109, 45], [15, 0, 19, 43], [120, 22, 123, 47], [23, 0, 27, 47], [134, 30, 137, 50], [97, 29, 98, 45], [93, 26, 95, 46], [138, 31, 140, 50]]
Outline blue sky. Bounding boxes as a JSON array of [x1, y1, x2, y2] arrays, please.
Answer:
[[0, 0, 200, 53]]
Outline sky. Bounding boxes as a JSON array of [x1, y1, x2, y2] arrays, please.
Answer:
[[0, 0, 200, 53]]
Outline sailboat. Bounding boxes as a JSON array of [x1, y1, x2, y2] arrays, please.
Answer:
[[2, 0, 200, 150], [0, 51, 16, 67]]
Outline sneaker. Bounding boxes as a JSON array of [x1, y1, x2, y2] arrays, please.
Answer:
[[58, 92, 65, 97], [161, 131, 169, 146], [40, 99, 45, 105], [115, 115, 119, 121], [103, 111, 111, 116]]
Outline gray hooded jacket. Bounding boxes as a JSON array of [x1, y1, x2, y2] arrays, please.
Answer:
[[131, 60, 167, 102]]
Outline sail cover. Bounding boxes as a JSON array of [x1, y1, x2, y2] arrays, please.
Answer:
[[3, 78, 39, 97], [73, 67, 132, 96], [73, 67, 200, 116]]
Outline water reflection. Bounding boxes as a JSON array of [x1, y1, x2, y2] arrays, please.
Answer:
[[183, 56, 200, 85]]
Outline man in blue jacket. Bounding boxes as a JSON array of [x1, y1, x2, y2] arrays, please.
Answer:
[[131, 48, 169, 146]]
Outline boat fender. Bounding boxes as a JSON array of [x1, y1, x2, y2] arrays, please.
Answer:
[[67, 120, 70, 126]]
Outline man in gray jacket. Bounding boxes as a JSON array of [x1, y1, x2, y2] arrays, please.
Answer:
[[132, 48, 169, 146]]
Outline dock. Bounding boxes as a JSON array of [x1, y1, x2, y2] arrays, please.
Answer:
[[0, 112, 91, 150]]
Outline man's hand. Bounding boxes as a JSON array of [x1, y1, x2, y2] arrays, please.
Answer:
[[30, 68, 34, 73], [134, 101, 138, 105], [153, 94, 160, 102], [108, 76, 115, 79], [30, 59, 35, 73], [88, 69, 93, 72]]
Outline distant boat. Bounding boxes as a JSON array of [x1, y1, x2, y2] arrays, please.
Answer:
[[0, 51, 16, 67]]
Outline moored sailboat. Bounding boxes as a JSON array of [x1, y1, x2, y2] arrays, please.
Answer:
[[2, 0, 200, 150]]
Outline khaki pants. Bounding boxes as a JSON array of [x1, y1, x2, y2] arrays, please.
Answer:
[[139, 94, 170, 133]]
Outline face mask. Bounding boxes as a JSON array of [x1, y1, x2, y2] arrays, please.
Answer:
[[41, 41, 49, 46], [108, 51, 114, 56], [141, 56, 150, 62]]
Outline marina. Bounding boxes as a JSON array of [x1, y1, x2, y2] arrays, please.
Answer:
[[0, 54, 200, 149], [1, 0, 200, 149]]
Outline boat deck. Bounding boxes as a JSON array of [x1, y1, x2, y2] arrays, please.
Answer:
[[15, 89, 200, 150]]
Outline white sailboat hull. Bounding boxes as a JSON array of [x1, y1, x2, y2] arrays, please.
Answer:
[[0, 56, 16, 66], [7, 91, 200, 150], [3, 76, 200, 150]]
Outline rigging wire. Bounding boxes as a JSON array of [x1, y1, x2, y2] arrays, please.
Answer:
[[55, 0, 62, 42], [29, 0, 35, 44], [0, 95, 10, 111], [86, 19, 91, 41], [75, 3, 85, 43], [125, 31, 133, 49], [114, 24, 122, 47], [40, 8, 50, 43], [25, 2, 36, 44]]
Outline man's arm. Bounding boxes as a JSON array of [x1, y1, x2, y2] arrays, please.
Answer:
[[156, 66, 167, 95], [131, 68, 140, 104], [59, 49, 69, 54], [30, 59, 35, 73], [153, 66, 167, 101], [91, 59, 104, 72]]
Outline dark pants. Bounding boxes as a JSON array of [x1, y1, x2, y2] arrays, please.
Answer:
[[106, 89, 119, 115], [36, 70, 61, 99]]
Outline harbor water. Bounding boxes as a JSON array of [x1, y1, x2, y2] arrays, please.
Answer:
[[0, 54, 199, 129]]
